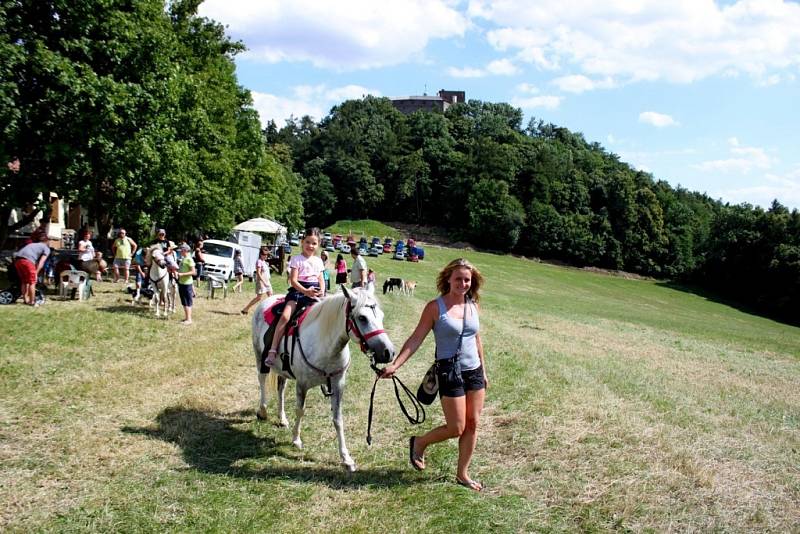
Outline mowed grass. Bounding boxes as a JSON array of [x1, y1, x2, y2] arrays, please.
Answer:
[[1, 241, 799, 532]]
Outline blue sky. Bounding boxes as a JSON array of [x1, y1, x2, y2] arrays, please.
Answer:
[[199, 0, 800, 209]]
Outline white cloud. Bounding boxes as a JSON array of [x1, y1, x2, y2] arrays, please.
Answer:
[[552, 74, 615, 93], [511, 95, 563, 110], [447, 66, 487, 78], [693, 138, 772, 174], [199, 0, 467, 70], [639, 111, 679, 127], [718, 168, 800, 208], [251, 84, 380, 126], [470, 0, 800, 86], [448, 57, 519, 78], [486, 58, 519, 75], [516, 82, 539, 93]]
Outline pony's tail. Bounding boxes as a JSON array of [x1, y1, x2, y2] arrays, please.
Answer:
[[267, 370, 278, 394]]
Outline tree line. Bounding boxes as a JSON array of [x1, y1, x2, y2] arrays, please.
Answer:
[[267, 97, 800, 324]]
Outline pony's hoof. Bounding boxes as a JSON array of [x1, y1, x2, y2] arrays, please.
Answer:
[[256, 407, 268, 421], [344, 463, 357, 473], [292, 439, 303, 450], [279, 418, 289, 427]]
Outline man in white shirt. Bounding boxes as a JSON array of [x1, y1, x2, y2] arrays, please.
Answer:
[[349, 249, 367, 289]]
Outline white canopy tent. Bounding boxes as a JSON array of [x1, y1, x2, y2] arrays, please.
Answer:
[[232, 217, 287, 235]]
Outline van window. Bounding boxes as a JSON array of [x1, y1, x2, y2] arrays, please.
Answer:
[[203, 242, 235, 258]]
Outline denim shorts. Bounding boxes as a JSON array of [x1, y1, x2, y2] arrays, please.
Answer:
[[286, 281, 319, 307], [437, 360, 485, 398]]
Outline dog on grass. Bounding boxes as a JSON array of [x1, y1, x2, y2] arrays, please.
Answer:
[[383, 277, 403, 294], [400, 280, 417, 296]]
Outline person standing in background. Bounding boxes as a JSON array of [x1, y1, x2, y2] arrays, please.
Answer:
[[349, 248, 367, 289], [177, 244, 196, 325], [320, 250, 331, 292], [335, 254, 347, 286], [111, 228, 137, 284]]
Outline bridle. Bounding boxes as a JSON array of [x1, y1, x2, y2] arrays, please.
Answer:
[[345, 299, 387, 354], [289, 296, 384, 387], [345, 298, 426, 445], [148, 252, 168, 285]]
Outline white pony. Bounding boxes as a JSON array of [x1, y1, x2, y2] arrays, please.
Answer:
[[252, 286, 395, 471], [145, 244, 176, 318]]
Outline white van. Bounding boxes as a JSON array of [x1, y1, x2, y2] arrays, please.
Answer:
[[202, 239, 241, 281]]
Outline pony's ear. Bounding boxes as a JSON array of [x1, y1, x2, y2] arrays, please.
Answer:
[[341, 285, 351, 300]]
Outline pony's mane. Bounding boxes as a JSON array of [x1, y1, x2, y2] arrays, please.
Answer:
[[304, 289, 375, 337]]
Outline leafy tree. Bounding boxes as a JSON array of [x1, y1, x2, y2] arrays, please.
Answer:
[[466, 179, 525, 251], [2, 0, 300, 247]]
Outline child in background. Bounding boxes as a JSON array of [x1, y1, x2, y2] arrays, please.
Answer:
[[367, 269, 376, 293], [177, 243, 196, 325], [335, 253, 347, 286], [93, 251, 107, 281], [240, 247, 273, 315], [264, 228, 324, 367], [232, 249, 244, 293]]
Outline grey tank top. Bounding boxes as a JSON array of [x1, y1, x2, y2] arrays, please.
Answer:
[[432, 296, 480, 371]]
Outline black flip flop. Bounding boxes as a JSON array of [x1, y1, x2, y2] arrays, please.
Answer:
[[456, 478, 483, 492], [408, 437, 424, 471]]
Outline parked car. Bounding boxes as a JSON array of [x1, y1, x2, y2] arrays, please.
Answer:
[[283, 243, 292, 254], [325, 244, 335, 252], [202, 239, 243, 281], [333, 234, 343, 247], [393, 250, 405, 260], [371, 236, 381, 247], [368, 246, 381, 257], [358, 244, 369, 255], [383, 243, 392, 253], [340, 244, 351, 254], [323, 232, 332, 241]]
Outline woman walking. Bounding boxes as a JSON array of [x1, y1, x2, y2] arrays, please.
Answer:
[[380, 258, 488, 491]]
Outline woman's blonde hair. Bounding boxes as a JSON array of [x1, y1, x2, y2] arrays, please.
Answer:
[[436, 258, 484, 302]]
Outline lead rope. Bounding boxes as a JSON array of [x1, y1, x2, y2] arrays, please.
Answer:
[[366, 362, 425, 445]]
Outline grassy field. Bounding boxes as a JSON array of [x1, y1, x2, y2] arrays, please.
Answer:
[[1, 235, 799, 532]]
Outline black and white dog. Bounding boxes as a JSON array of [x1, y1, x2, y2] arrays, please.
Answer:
[[383, 277, 403, 294]]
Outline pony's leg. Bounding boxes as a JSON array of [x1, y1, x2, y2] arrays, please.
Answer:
[[277, 376, 289, 427], [331, 376, 356, 471], [292, 384, 308, 449], [256, 370, 269, 420]]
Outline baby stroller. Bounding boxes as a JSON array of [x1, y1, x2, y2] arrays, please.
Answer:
[[0, 258, 46, 305]]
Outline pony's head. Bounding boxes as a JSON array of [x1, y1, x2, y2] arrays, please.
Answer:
[[342, 285, 395, 364], [146, 245, 166, 268]]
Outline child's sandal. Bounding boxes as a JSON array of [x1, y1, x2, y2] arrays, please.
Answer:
[[264, 349, 278, 367]]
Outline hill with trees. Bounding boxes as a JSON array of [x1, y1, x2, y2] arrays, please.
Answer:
[[268, 97, 800, 324]]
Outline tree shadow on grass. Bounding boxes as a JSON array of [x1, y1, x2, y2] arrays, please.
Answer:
[[655, 280, 799, 327], [122, 405, 414, 489]]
